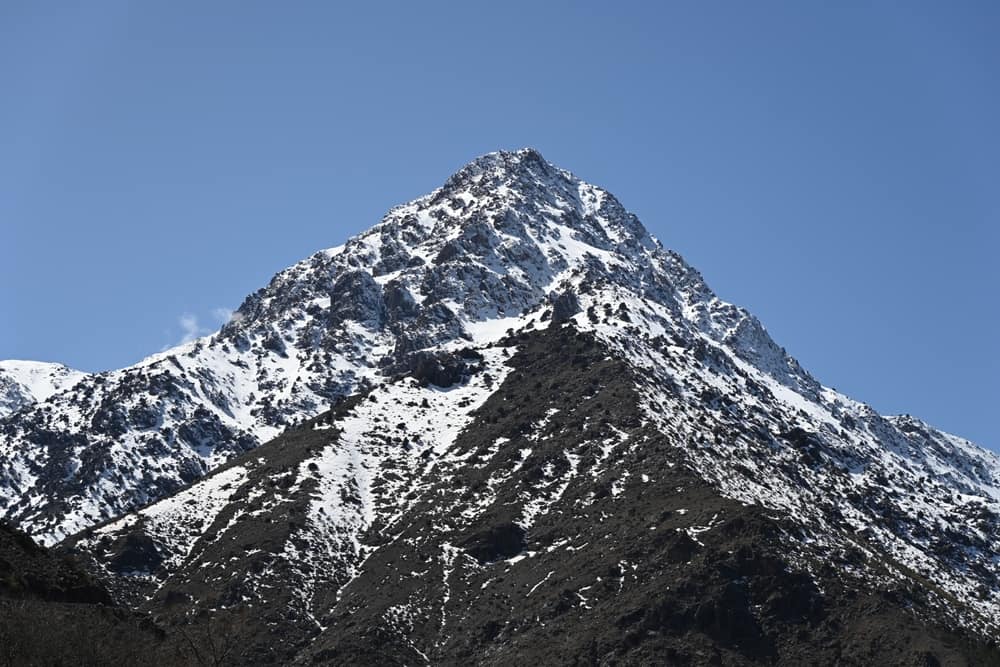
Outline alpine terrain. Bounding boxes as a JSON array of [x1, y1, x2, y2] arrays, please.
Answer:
[[0, 361, 87, 419], [2, 149, 998, 665]]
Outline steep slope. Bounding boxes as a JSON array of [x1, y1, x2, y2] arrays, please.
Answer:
[[296, 326, 998, 666], [1, 147, 727, 542], [4, 148, 663, 543], [0, 360, 87, 418], [69, 325, 999, 665], [5, 148, 999, 662]]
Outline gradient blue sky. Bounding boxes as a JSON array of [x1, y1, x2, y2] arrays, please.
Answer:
[[2, 2, 997, 449]]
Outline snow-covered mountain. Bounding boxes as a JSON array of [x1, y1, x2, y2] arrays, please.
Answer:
[[3, 147, 666, 542], [0, 360, 87, 418], [3, 149, 999, 663]]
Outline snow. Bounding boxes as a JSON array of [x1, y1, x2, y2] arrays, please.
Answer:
[[463, 316, 525, 344], [518, 449, 582, 530], [275, 343, 516, 621], [0, 360, 87, 418], [88, 463, 250, 572], [527, 570, 555, 596]]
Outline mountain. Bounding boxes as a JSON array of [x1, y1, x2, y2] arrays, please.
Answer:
[[0, 360, 87, 419], [2, 149, 999, 664]]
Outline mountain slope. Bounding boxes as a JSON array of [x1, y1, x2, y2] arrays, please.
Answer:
[[69, 325, 999, 665], [4, 148, 999, 663], [296, 326, 997, 666], [4, 146, 768, 542]]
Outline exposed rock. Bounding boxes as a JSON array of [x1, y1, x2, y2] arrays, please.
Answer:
[[550, 290, 581, 325], [403, 349, 483, 387], [460, 522, 526, 563], [329, 270, 386, 328], [108, 533, 164, 575]]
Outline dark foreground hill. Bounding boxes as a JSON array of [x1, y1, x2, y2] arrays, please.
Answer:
[[0, 521, 174, 665]]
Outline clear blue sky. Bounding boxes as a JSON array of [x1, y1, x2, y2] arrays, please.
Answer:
[[2, 2, 997, 450]]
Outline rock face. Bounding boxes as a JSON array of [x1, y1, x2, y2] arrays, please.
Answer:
[[1, 149, 999, 664]]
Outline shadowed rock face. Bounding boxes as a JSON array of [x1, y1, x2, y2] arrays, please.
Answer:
[[402, 348, 484, 388], [460, 522, 527, 564], [550, 290, 581, 325], [329, 270, 387, 328], [0, 522, 109, 604], [107, 533, 165, 575], [0, 523, 175, 665]]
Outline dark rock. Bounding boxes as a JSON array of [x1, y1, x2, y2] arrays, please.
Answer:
[[383, 280, 419, 322], [550, 291, 581, 325], [405, 350, 480, 388], [461, 522, 526, 564], [329, 270, 386, 328], [108, 533, 164, 574]]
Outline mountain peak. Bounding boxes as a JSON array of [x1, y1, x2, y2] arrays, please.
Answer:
[[446, 147, 557, 182], [437, 147, 583, 210], [424, 148, 656, 255], [0, 150, 807, 540]]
